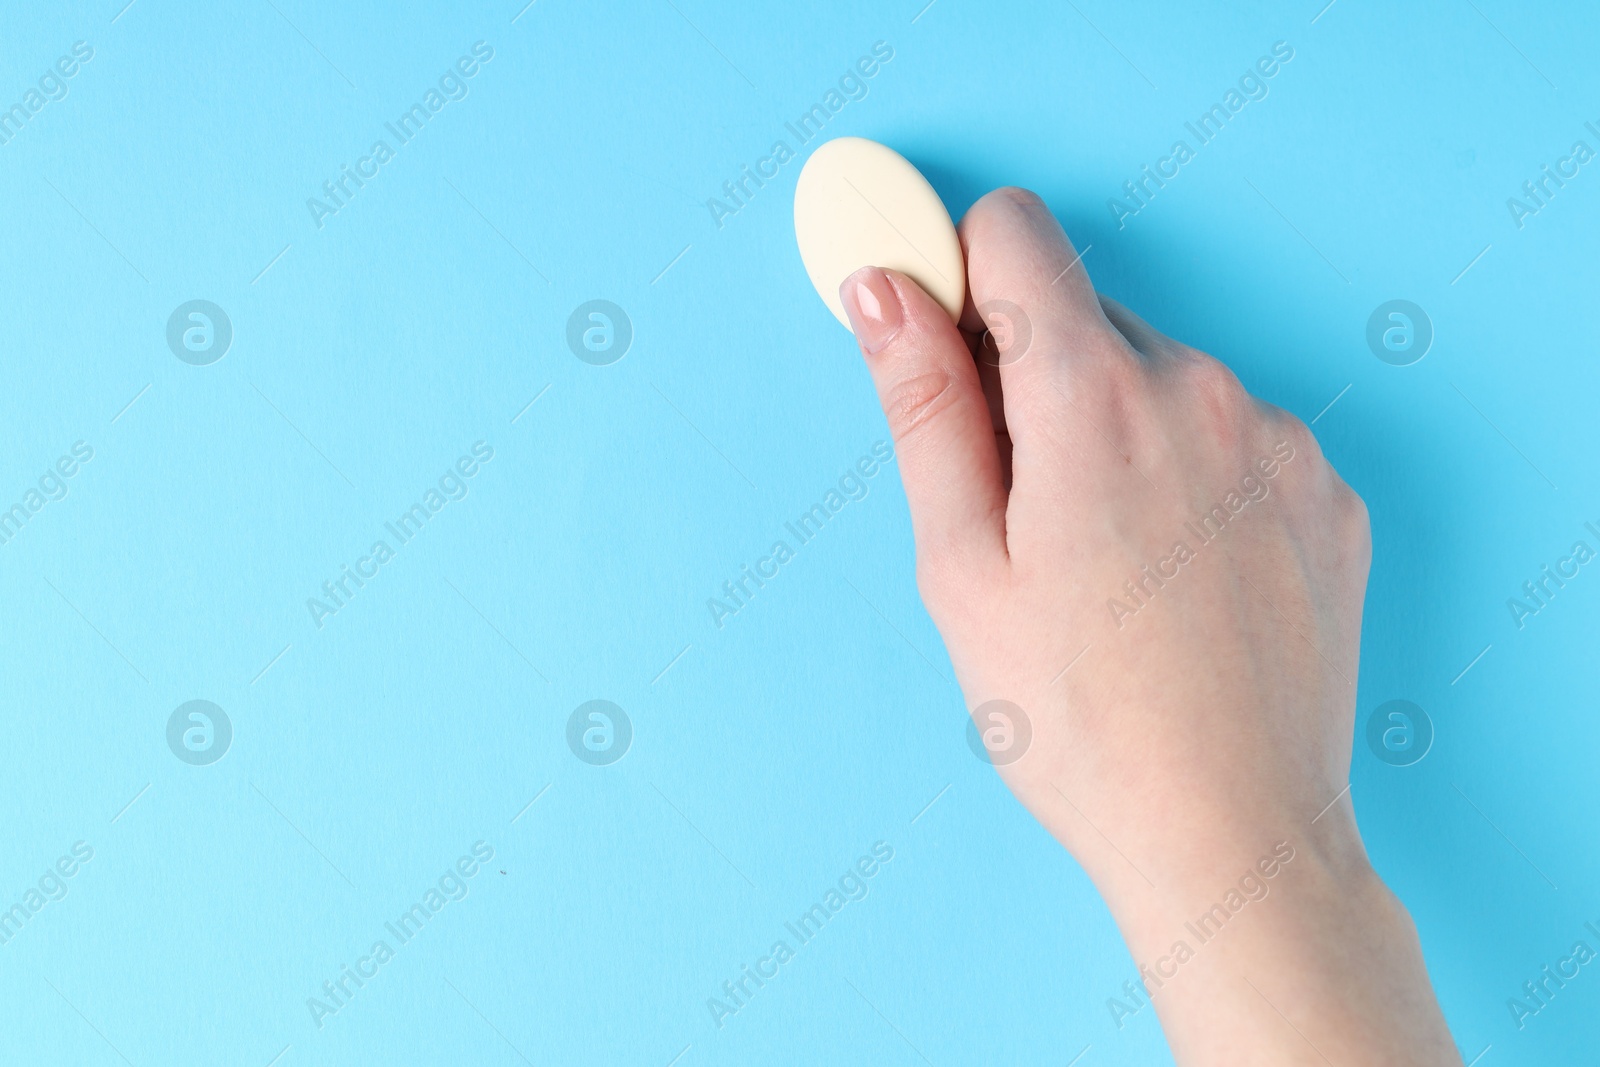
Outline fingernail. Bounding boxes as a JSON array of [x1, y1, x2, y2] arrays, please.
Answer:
[[839, 267, 902, 355]]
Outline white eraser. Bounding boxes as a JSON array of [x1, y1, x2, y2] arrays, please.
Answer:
[[793, 137, 965, 328]]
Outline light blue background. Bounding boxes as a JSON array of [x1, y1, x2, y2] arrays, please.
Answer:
[[2, 0, 1596, 1063]]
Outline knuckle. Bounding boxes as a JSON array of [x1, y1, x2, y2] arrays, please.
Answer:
[[1042, 342, 1151, 450], [1095, 336, 1147, 391], [1275, 414, 1322, 464], [1340, 482, 1372, 547], [1176, 356, 1255, 447], [1069, 344, 1144, 419], [1182, 355, 1248, 411], [882, 369, 959, 445]]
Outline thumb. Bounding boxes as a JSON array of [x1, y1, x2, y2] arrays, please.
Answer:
[[840, 266, 1007, 570]]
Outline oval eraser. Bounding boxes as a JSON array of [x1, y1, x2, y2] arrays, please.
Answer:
[[793, 137, 965, 329]]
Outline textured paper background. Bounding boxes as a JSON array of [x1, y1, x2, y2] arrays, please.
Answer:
[[1, 1, 1595, 1063]]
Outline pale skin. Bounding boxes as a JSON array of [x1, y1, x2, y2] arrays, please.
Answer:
[[838, 189, 1461, 1066]]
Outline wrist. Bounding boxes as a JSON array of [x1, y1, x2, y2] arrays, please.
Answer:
[[1099, 829, 1458, 1066], [1102, 816, 1382, 980]]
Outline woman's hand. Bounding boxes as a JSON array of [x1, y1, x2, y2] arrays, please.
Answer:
[[839, 188, 1460, 1066]]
